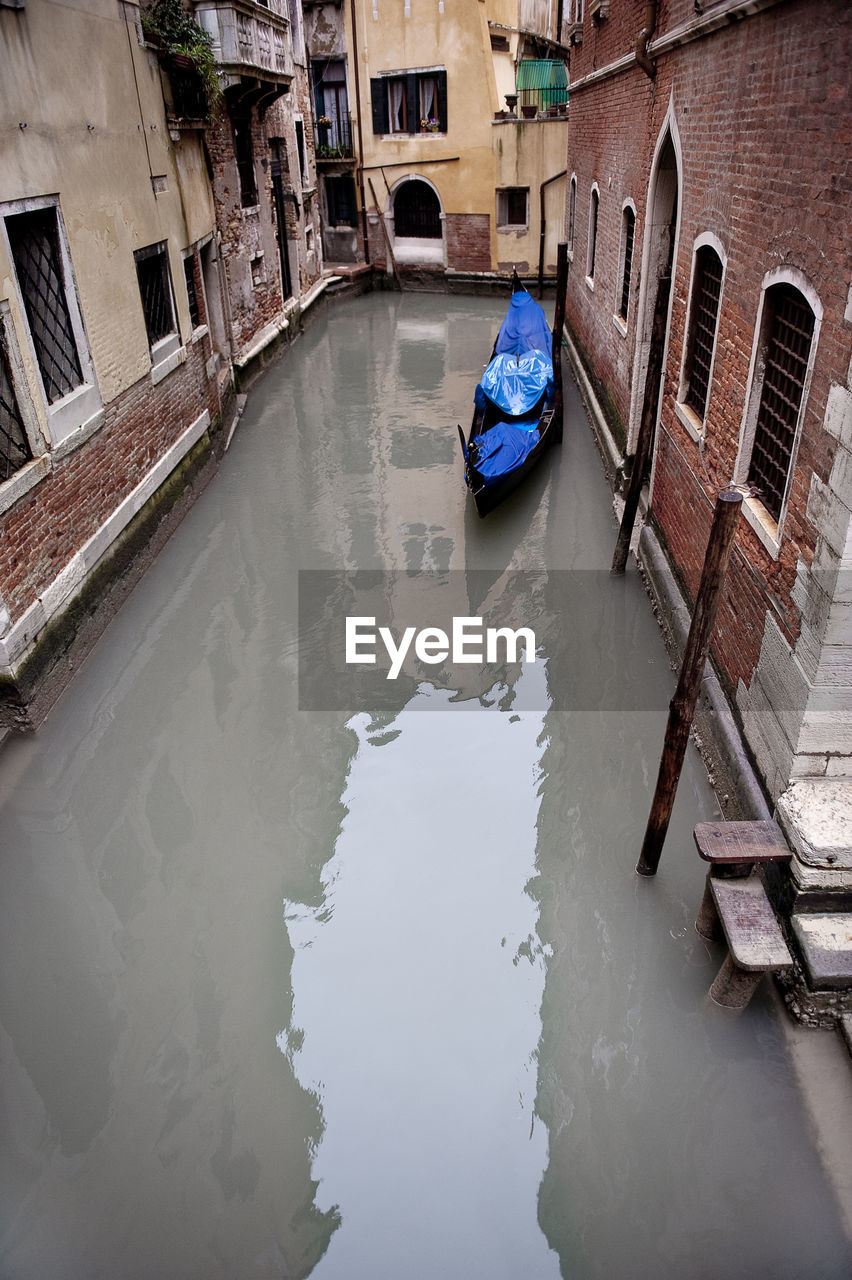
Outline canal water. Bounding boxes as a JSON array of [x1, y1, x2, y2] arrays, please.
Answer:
[[0, 292, 849, 1279]]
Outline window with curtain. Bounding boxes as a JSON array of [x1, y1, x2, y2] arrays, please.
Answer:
[[388, 78, 407, 133], [371, 71, 447, 135]]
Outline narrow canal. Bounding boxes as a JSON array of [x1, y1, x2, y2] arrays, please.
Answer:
[[0, 292, 849, 1279]]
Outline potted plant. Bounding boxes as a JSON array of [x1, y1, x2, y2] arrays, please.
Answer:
[[141, 0, 223, 119]]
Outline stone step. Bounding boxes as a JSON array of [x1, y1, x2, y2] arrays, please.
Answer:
[[791, 913, 852, 992]]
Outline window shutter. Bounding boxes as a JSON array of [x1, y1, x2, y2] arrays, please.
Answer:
[[405, 74, 418, 134], [370, 78, 389, 134], [436, 70, 448, 132]]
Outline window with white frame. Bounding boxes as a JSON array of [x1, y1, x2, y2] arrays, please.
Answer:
[[617, 204, 635, 323], [742, 281, 817, 526], [3, 198, 101, 445], [679, 242, 724, 425], [567, 175, 576, 253], [0, 320, 33, 483], [6, 206, 83, 405], [586, 186, 599, 283], [134, 242, 178, 368], [497, 187, 529, 230]]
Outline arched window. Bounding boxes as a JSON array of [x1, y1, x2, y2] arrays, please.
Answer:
[[394, 180, 442, 239], [586, 187, 599, 282], [618, 205, 635, 322], [682, 244, 724, 423], [745, 283, 816, 523]]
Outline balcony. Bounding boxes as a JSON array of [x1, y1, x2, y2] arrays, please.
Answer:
[[194, 0, 293, 88], [314, 114, 355, 163]]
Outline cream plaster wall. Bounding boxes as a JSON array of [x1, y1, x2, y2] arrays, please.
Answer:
[[0, 0, 215, 424], [492, 117, 569, 274], [347, 0, 495, 225]]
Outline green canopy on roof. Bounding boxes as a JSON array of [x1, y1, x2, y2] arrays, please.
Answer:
[[516, 59, 568, 90]]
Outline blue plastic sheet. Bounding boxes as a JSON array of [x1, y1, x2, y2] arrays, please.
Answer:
[[478, 349, 553, 417], [471, 421, 540, 483], [495, 290, 553, 359]]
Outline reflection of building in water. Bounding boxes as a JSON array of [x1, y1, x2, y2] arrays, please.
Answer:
[[0, 509, 344, 1276], [283, 670, 560, 1278], [528, 565, 851, 1277]]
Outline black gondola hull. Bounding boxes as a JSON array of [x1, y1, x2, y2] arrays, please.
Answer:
[[460, 278, 563, 517]]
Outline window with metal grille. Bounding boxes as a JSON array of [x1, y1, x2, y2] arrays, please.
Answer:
[[683, 246, 723, 420], [0, 331, 32, 483], [747, 284, 815, 523], [134, 243, 176, 349], [232, 115, 258, 207], [567, 176, 576, 251], [586, 187, 599, 280], [6, 206, 83, 404], [183, 253, 201, 329], [394, 180, 441, 238], [326, 174, 358, 228], [618, 206, 635, 321], [497, 187, 529, 230]]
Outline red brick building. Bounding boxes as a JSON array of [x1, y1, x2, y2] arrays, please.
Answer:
[[562, 2, 851, 911]]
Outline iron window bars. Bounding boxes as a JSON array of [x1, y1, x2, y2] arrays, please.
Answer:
[[619, 207, 635, 322], [134, 242, 177, 350], [183, 253, 201, 330], [0, 330, 32, 482], [684, 246, 723, 421], [6, 206, 83, 405], [747, 284, 815, 523]]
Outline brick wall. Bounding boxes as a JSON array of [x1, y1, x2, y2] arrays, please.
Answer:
[[207, 109, 286, 355], [0, 339, 219, 624], [444, 214, 491, 273], [564, 0, 852, 700]]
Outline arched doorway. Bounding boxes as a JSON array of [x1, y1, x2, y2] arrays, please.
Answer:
[[394, 180, 441, 238], [389, 178, 446, 267], [628, 116, 681, 458]]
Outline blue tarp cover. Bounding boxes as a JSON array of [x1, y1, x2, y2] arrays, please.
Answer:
[[471, 421, 540, 483], [478, 349, 553, 417], [495, 291, 553, 360]]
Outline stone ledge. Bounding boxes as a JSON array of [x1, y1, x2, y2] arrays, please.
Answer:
[[792, 913, 852, 992], [776, 779, 852, 892]]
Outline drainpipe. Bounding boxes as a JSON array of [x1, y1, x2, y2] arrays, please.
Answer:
[[635, 0, 658, 80], [349, 0, 371, 264], [538, 169, 567, 298]]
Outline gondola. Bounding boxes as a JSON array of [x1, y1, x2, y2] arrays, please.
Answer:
[[458, 272, 563, 517]]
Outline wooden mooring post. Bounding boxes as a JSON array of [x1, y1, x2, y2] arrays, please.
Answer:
[[636, 488, 743, 877]]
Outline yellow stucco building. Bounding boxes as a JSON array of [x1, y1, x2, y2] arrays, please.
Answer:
[[305, 0, 571, 279]]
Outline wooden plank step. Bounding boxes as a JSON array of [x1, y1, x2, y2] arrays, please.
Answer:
[[709, 874, 792, 971], [694, 819, 791, 866]]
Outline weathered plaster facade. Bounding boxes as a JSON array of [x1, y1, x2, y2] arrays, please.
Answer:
[[0, 0, 332, 728], [0, 0, 224, 725], [305, 0, 570, 279]]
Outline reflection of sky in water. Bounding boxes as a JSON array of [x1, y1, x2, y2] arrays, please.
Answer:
[[281, 664, 560, 1279]]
